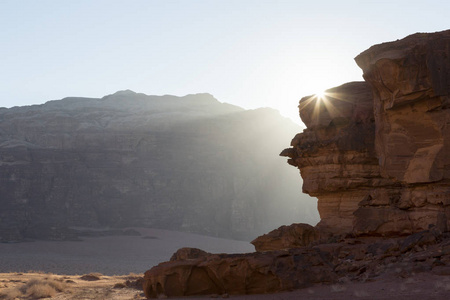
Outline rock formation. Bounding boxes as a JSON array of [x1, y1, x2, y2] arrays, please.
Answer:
[[281, 81, 380, 234], [251, 223, 321, 252], [282, 30, 450, 236], [0, 92, 318, 242], [144, 228, 450, 298], [143, 30, 450, 298], [144, 246, 337, 297]]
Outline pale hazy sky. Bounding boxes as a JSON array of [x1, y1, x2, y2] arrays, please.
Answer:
[[1, 0, 449, 124]]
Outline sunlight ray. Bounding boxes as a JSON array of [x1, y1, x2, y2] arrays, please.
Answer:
[[300, 91, 346, 125], [321, 96, 342, 119], [323, 92, 354, 103]]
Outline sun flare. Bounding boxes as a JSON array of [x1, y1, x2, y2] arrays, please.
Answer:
[[315, 90, 326, 100]]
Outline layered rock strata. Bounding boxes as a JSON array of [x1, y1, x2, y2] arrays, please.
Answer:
[[281, 81, 382, 234], [282, 30, 450, 236]]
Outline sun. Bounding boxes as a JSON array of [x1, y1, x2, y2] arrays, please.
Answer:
[[315, 90, 326, 100]]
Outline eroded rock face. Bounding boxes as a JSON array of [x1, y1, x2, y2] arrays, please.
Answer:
[[143, 227, 450, 298], [281, 82, 385, 234], [143, 246, 336, 298], [355, 31, 450, 184], [282, 30, 450, 236]]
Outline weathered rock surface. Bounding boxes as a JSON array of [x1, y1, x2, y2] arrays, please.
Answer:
[[144, 245, 336, 298], [282, 30, 450, 236], [143, 226, 450, 298], [281, 81, 381, 234], [0, 91, 319, 242], [251, 223, 321, 251], [170, 248, 209, 261]]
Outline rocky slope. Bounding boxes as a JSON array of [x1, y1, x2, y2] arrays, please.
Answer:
[[0, 91, 318, 242], [143, 30, 450, 298], [143, 228, 450, 298]]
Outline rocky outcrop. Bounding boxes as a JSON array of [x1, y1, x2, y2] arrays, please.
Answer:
[[282, 30, 450, 236], [353, 31, 450, 235], [0, 92, 318, 242], [251, 223, 321, 251], [144, 246, 336, 298], [143, 227, 450, 298], [281, 81, 382, 234]]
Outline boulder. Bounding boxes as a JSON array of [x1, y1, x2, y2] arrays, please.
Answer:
[[143, 247, 336, 298], [251, 223, 321, 251], [170, 248, 209, 261]]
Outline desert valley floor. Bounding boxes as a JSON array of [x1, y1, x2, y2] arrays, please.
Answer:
[[1, 228, 450, 299], [0, 228, 254, 275]]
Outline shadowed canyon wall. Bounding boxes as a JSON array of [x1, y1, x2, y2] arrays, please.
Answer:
[[0, 91, 318, 242]]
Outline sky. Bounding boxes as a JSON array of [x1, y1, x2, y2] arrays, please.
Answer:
[[1, 0, 449, 125]]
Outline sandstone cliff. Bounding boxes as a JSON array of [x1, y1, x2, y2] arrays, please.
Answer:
[[0, 91, 318, 242], [143, 30, 450, 298], [282, 30, 450, 236]]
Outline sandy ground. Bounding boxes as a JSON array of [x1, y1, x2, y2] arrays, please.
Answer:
[[1, 271, 449, 299], [0, 228, 254, 275], [0, 272, 145, 299]]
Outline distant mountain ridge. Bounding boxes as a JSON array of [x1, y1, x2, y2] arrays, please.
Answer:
[[0, 91, 318, 242]]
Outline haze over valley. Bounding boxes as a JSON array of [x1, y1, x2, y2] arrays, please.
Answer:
[[0, 91, 318, 244]]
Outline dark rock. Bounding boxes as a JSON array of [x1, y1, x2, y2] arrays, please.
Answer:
[[125, 277, 144, 290], [170, 248, 209, 261], [251, 223, 321, 252], [143, 248, 337, 298], [79, 274, 102, 281], [400, 231, 438, 253]]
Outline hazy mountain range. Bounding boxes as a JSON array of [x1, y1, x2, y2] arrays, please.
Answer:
[[0, 91, 318, 242]]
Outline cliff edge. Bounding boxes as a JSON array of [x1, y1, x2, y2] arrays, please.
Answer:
[[282, 29, 450, 236]]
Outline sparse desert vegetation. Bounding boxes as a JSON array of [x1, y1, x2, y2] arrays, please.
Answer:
[[0, 272, 145, 300]]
